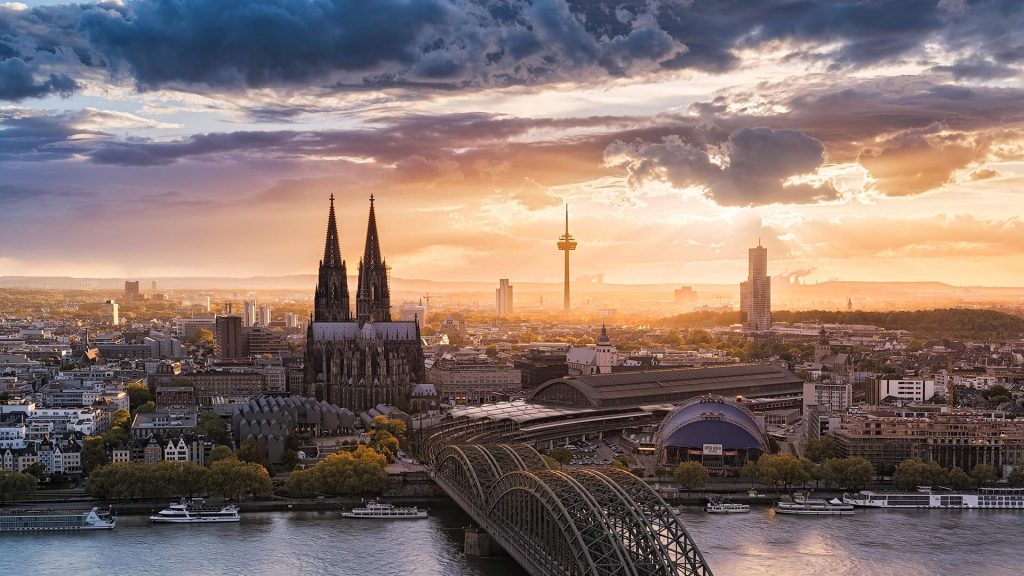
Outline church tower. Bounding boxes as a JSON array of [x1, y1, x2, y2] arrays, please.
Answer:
[[596, 323, 616, 374], [314, 194, 351, 322], [356, 195, 392, 324]]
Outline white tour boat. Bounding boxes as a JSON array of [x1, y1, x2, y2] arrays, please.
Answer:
[[341, 499, 428, 519], [775, 496, 855, 515], [844, 487, 1024, 509], [705, 502, 751, 514], [149, 499, 241, 523], [0, 507, 115, 532]]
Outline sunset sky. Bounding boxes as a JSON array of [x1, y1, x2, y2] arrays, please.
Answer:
[[2, 0, 1024, 286]]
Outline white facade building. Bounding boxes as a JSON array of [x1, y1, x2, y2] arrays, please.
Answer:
[[878, 378, 937, 402]]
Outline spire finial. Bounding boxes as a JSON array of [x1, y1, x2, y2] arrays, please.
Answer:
[[370, 193, 375, 205], [330, 193, 334, 204]]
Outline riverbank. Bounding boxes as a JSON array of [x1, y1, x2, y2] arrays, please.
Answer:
[[0, 495, 460, 516]]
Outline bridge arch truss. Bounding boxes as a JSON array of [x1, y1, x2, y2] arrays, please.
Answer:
[[432, 444, 712, 576]]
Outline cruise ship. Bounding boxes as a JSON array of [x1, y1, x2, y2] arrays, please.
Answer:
[[0, 508, 116, 532], [775, 496, 855, 515], [150, 499, 241, 523], [341, 499, 428, 519], [844, 487, 1024, 509]]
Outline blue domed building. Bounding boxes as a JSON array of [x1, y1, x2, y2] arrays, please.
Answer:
[[656, 395, 767, 471]]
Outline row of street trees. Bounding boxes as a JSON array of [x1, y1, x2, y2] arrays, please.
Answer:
[[85, 458, 271, 501], [892, 458, 1013, 490], [738, 454, 875, 491]]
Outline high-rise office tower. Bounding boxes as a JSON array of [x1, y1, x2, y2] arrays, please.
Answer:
[[258, 304, 272, 327], [740, 240, 771, 331], [496, 278, 514, 316], [124, 281, 140, 302], [103, 300, 119, 326], [243, 300, 257, 327], [215, 315, 244, 359], [556, 205, 577, 316]]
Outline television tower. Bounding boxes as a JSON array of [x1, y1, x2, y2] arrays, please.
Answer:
[[557, 205, 577, 316]]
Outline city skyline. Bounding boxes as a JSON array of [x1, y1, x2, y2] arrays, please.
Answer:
[[3, 1, 1024, 286]]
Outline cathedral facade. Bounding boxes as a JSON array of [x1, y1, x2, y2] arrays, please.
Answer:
[[304, 195, 424, 412]]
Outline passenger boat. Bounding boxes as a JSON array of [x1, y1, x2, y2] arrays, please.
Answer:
[[775, 496, 855, 515], [149, 499, 240, 523], [0, 507, 115, 532], [705, 502, 751, 514], [341, 499, 428, 519], [844, 487, 1024, 509]]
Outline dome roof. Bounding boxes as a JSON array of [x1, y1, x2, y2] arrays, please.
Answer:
[[656, 395, 766, 452]]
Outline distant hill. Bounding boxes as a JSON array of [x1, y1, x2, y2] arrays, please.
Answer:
[[658, 308, 1024, 340]]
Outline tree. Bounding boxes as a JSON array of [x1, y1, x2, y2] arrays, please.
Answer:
[[283, 445, 386, 497], [191, 327, 215, 346], [804, 437, 837, 463], [541, 455, 561, 470], [970, 463, 999, 486], [820, 457, 874, 490], [237, 439, 264, 466], [208, 445, 235, 464], [371, 416, 407, 439], [0, 471, 38, 503], [197, 412, 231, 445], [766, 435, 780, 455], [82, 436, 109, 475], [127, 381, 151, 411], [282, 449, 300, 471], [23, 462, 45, 480], [549, 447, 573, 465], [1008, 466, 1024, 487], [893, 458, 945, 490], [757, 454, 810, 491], [210, 459, 271, 501], [673, 461, 709, 495], [801, 458, 822, 489], [944, 466, 971, 490], [611, 458, 629, 471], [740, 460, 760, 488], [981, 385, 1012, 406], [135, 401, 156, 414], [85, 461, 211, 500]]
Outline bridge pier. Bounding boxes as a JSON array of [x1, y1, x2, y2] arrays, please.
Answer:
[[464, 526, 503, 557]]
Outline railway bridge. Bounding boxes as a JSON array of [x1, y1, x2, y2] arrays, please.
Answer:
[[427, 442, 713, 576]]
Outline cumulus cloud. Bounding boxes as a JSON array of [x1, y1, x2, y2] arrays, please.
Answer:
[[858, 123, 987, 196], [604, 127, 837, 206]]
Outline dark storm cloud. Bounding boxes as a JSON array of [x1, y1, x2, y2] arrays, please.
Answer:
[[2, 0, 1022, 102], [605, 127, 837, 206], [932, 57, 1019, 81], [0, 58, 77, 101]]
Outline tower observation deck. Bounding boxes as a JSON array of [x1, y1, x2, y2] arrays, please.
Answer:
[[557, 205, 577, 316]]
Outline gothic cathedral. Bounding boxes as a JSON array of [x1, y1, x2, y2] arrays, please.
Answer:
[[304, 195, 425, 412]]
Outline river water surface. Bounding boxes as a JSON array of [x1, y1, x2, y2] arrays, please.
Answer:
[[1, 506, 1020, 575]]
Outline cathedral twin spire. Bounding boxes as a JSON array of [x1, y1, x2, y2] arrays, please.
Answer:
[[314, 194, 391, 325]]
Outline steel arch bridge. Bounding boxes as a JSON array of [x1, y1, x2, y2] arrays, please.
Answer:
[[431, 444, 713, 576]]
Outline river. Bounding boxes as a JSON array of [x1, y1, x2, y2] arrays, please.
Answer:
[[2, 505, 1020, 575]]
